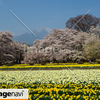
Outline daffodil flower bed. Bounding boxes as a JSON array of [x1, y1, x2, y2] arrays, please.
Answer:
[[0, 70, 100, 84], [0, 63, 100, 69], [0, 82, 100, 100], [0, 70, 100, 99]]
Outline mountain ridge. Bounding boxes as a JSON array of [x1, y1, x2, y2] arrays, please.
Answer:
[[13, 27, 51, 45]]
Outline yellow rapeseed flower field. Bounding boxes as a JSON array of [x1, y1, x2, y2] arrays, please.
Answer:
[[0, 63, 100, 69]]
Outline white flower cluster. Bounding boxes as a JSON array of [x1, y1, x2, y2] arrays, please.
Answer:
[[0, 70, 100, 84]]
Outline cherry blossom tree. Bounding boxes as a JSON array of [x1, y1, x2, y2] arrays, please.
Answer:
[[0, 31, 25, 65], [83, 32, 100, 61], [24, 26, 100, 64]]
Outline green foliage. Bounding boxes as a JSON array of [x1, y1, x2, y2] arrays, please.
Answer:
[[77, 61, 84, 64], [96, 59, 100, 64], [6, 63, 15, 66], [29, 63, 35, 65], [41, 62, 46, 65]]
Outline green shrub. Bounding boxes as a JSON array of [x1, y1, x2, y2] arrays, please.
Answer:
[[29, 63, 34, 65], [6, 63, 14, 66], [96, 59, 100, 64], [41, 62, 46, 65], [77, 61, 84, 64]]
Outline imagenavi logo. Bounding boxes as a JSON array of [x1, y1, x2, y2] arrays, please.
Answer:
[[0, 89, 28, 100]]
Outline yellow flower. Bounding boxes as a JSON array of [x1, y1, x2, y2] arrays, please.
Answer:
[[53, 98, 56, 100], [51, 96, 54, 99], [76, 95, 80, 99]]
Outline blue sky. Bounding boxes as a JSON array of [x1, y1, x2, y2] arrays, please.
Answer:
[[0, 0, 100, 35]]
